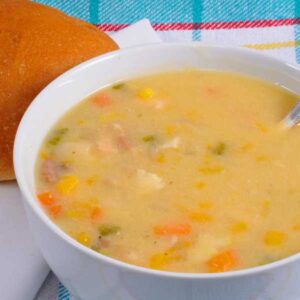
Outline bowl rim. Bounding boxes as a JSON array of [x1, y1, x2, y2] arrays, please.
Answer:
[[14, 41, 300, 280]]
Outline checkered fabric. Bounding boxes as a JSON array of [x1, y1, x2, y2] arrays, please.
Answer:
[[34, 0, 300, 63]]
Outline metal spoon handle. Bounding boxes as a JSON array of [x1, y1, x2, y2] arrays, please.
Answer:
[[282, 101, 300, 128]]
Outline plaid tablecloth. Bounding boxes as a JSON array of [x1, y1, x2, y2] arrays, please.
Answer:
[[32, 1, 300, 299], [35, 0, 300, 63]]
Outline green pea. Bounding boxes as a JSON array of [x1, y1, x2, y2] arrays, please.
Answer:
[[211, 142, 226, 155], [47, 128, 68, 146], [99, 224, 121, 236], [112, 83, 125, 90], [142, 135, 155, 142]]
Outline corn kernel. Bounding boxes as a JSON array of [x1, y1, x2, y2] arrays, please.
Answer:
[[203, 153, 213, 164], [149, 249, 182, 269], [86, 176, 97, 186], [137, 88, 154, 100], [264, 231, 285, 246], [164, 125, 176, 136], [174, 203, 189, 213], [171, 152, 182, 162], [189, 212, 213, 223], [231, 222, 248, 234], [199, 166, 224, 175], [292, 225, 300, 231], [195, 181, 206, 190], [185, 110, 200, 122], [99, 112, 120, 123], [198, 201, 212, 209], [255, 122, 268, 133], [88, 197, 99, 205], [149, 253, 167, 269], [77, 119, 86, 125], [239, 142, 253, 152], [76, 232, 91, 246], [261, 199, 270, 217], [77, 201, 93, 210], [256, 155, 269, 162], [169, 240, 191, 251], [56, 175, 78, 195], [66, 209, 84, 219], [39, 150, 49, 160], [155, 152, 166, 163], [98, 249, 109, 256]]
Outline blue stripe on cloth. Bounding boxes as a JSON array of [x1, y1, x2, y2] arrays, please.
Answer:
[[201, 0, 295, 22], [89, 0, 99, 24], [34, 0, 296, 25], [192, 0, 203, 41], [33, 0, 90, 21], [58, 282, 71, 300], [295, 0, 300, 63], [98, 0, 194, 24]]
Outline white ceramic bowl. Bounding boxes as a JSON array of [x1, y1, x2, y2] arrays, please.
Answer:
[[14, 43, 300, 300]]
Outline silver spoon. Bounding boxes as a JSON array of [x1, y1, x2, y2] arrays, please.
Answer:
[[281, 102, 300, 128]]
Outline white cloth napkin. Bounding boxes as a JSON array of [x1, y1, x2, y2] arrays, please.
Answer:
[[0, 19, 161, 300], [0, 183, 49, 300]]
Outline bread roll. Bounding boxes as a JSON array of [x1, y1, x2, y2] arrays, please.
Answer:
[[0, 0, 118, 180]]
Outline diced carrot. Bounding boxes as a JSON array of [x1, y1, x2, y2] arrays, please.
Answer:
[[90, 207, 102, 221], [207, 250, 237, 273], [154, 223, 191, 236], [92, 93, 112, 107], [48, 204, 62, 218], [37, 192, 55, 206]]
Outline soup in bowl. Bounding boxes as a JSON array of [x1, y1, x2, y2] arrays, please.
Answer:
[[14, 43, 300, 300]]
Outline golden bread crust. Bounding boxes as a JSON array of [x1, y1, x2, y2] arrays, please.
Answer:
[[0, 0, 118, 180]]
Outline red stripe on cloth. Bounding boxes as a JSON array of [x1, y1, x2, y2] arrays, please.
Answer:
[[198, 18, 299, 30], [97, 18, 300, 32], [96, 24, 128, 31]]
